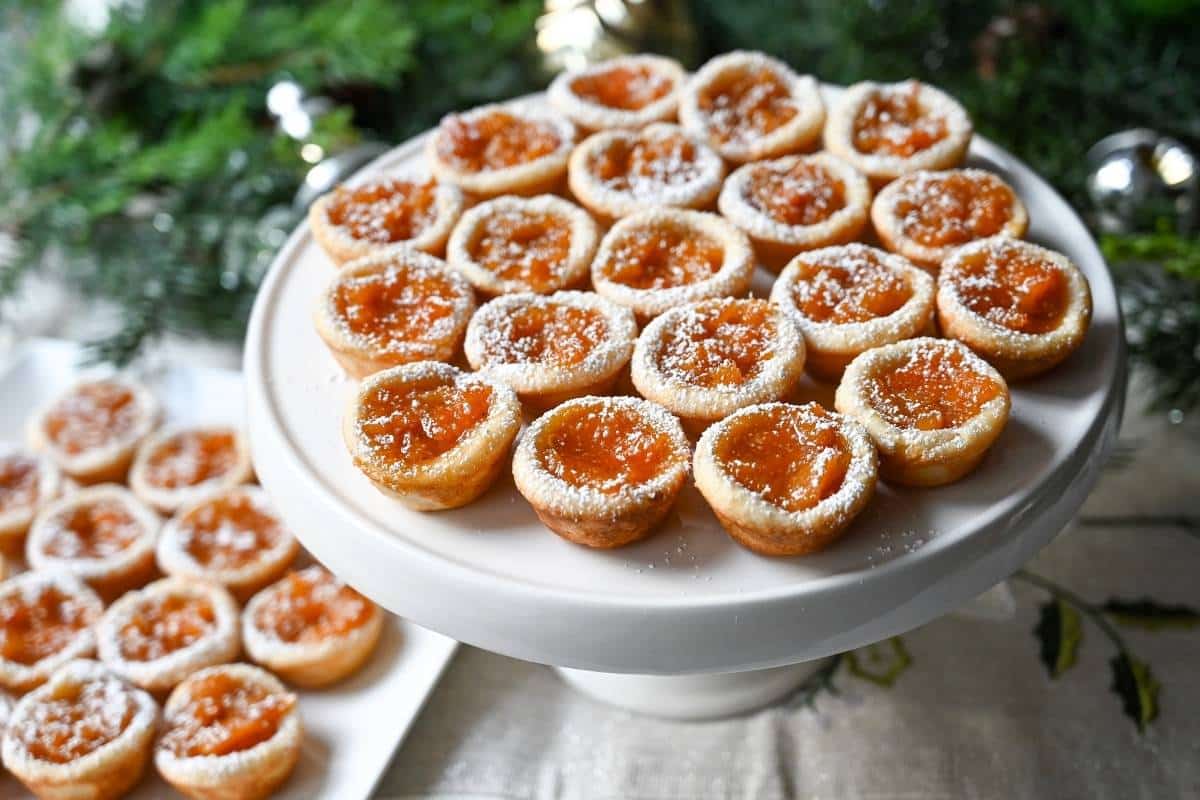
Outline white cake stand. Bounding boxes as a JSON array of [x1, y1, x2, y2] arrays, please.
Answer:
[[243, 89, 1125, 719]]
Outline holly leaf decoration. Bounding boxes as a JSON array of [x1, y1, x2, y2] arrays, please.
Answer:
[[1109, 653, 1161, 731], [846, 637, 912, 687], [1034, 599, 1082, 678], [1102, 598, 1200, 630]]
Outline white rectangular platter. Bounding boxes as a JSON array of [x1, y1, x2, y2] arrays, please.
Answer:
[[0, 338, 458, 800]]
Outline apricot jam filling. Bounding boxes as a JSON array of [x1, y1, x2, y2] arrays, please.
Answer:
[[604, 227, 724, 290], [436, 110, 561, 173], [467, 210, 573, 290], [0, 454, 38, 513], [570, 63, 673, 110], [852, 82, 947, 157], [715, 404, 851, 513], [951, 243, 1069, 334], [162, 672, 295, 758], [42, 500, 141, 559], [894, 172, 1015, 247], [657, 299, 776, 388], [358, 376, 493, 468], [326, 179, 438, 243], [255, 566, 374, 644], [44, 382, 138, 455], [745, 161, 846, 226], [0, 585, 96, 665], [118, 594, 216, 661], [698, 68, 797, 144], [178, 494, 282, 569], [865, 343, 1001, 430], [144, 430, 238, 490], [538, 402, 678, 493], [16, 676, 137, 763], [788, 251, 912, 324], [477, 303, 608, 368], [333, 265, 462, 352], [590, 132, 700, 191]]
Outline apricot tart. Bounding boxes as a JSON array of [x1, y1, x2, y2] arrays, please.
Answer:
[[680, 50, 825, 164], [825, 80, 972, 185], [343, 362, 521, 511], [309, 175, 464, 265], [27, 485, 161, 602], [591, 208, 755, 322], [872, 168, 1029, 270], [97, 577, 240, 694], [512, 396, 690, 548], [28, 377, 159, 485], [936, 236, 1092, 380], [0, 447, 62, 550], [314, 249, 476, 379], [718, 153, 873, 270], [447, 194, 598, 296], [157, 486, 300, 602], [835, 337, 1010, 487], [128, 425, 252, 514], [464, 291, 637, 410], [156, 663, 301, 800], [567, 123, 725, 223], [243, 565, 384, 688], [0, 572, 103, 694], [427, 103, 576, 198], [694, 402, 877, 556], [2, 660, 157, 800], [631, 298, 806, 436], [548, 53, 686, 132], [769, 243, 936, 382]]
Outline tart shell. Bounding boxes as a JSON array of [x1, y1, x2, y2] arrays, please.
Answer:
[[0, 447, 63, 553], [128, 425, 254, 514], [0, 572, 104, 694], [548, 54, 686, 132]]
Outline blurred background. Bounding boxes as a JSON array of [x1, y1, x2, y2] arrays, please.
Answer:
[[1, 0, 1198, 415]]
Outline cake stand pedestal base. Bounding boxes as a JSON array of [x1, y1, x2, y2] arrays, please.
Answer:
[[556, 660, 828, 720]]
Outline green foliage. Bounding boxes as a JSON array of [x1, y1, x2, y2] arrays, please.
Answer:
[[1102, 598, 1200, 630], [1, 0, 542, 361], [1034, 599, 1083, 678], [1109, 653, 1160, 732]]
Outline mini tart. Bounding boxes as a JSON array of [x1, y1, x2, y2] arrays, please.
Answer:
[[512, 396, 690, 548], [157, 486, 300, 603], [717, 153, 872, 270], [680, 50, 825, 164], [343, 362, 521, 511], [2, 660, 157, 800], [694, 402, 877, 557], [548, 53, 686, 132], [447, 194, 598, 296], [769, 243, 936, 382], [156, 663, 301, 800], [28, 377, 160, 485], [426, 103, 576, 198], [872, 168, 1029, 270], [97, 577, 240, 694], [308, 175, 464, 265], [591, 208, 755, 322], [834, 337, 1010, 487], [825, 79, 972, 186], [0, 446, 63, 551], [567, 123, 725, 223], [27, 485, 161, 602], [129, 425, 253, 514], [464, 291, 637, 410], [631, 298, 806, 436], [936, 236, 1092, 380], [0, 572, 103, 694], [313, 249, 476, 379], [242, 565, 383, 688]]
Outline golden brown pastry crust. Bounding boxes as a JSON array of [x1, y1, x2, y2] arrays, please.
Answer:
[[548, 54, 686, 132]]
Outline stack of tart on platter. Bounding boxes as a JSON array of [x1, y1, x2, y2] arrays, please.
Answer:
[[309, 50, 1092, 558], [0, 379, 384, 799]]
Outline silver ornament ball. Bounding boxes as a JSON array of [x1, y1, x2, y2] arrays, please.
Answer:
[[1085, 128, 1198, 233]]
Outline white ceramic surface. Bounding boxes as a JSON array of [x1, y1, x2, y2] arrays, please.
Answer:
[[0, 339, 458, 800], [244, 89, 1125, 675]]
